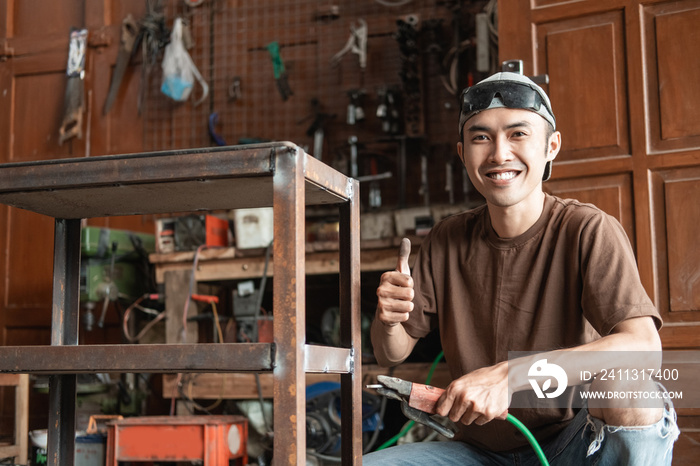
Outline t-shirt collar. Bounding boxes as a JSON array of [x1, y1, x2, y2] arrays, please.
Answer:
[[484, 193, 555, 248]]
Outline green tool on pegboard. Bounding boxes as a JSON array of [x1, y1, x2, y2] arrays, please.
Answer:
[[266, 41, 293, 101]]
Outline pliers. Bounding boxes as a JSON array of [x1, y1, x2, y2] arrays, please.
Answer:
[[368, 375, 456, 439]]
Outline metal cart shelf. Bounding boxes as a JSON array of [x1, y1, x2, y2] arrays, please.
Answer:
[[0, 142, 362, 465]]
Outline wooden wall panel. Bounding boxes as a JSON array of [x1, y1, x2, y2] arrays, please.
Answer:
[[107, 0, 146, 27], [0, 0, 157, 342], [544, 173, 634, 245], [533, 0, 588, 7], [3, 327, 51, 347], [651, 166, 700, 320], [644, 2, 700, 153], [501, 1, 700, 460], [12, 0, 83, 37], [13, 72, 79, 161], [536, 10, 629, 161], [665, 180, 700, 313], [0, 66, 11, 163], [4, 209, 53, 310]]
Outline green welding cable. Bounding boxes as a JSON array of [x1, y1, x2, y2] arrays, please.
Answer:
[[507, 413, 549, 466]]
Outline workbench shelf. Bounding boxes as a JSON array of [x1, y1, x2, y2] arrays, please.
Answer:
[[0, 142, 362, 465]]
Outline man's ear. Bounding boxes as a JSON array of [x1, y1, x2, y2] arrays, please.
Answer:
[[547, 131, 562, 162], [457, 141, 465, 165]]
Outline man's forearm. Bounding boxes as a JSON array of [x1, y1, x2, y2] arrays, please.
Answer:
[[370, 317, 418, 367], [509, 316, 662, 392]]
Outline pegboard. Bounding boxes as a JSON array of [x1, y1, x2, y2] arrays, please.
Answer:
[[142, 0, 497, 208]]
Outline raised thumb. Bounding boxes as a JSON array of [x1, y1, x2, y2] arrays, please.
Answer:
[[396, 237, 411, 275]]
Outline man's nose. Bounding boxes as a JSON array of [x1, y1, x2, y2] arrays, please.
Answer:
[[489, 136, 513, 164]]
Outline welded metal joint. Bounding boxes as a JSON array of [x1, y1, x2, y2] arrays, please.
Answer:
[[269, 342, 277, 369], [268, 147, 277, 173], [348, 347, 355, 374], [346, 180, 355, 198]]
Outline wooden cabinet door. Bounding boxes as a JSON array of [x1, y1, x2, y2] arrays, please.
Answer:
[[0, 0, 152, 335], [499, 0, 700, 462], [0, 0, 154, 434]]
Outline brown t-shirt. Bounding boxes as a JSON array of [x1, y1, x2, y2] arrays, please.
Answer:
[[403, 194, 662, 452]]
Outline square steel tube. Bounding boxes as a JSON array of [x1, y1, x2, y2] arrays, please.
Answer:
[[0, 143, 361, 465]]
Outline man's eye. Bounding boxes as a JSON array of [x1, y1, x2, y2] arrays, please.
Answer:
[[512, 131, 528, 138], [472, 135, 489, 141]]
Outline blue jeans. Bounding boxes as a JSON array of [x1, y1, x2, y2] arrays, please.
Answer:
[[362, 396, 679, 465]]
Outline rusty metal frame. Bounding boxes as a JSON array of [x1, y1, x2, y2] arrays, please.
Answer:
[[0, 142, 362, 466]]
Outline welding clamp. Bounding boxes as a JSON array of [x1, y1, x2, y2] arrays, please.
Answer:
[[369, 375, 550, 465], [368, 375, 456, 439]]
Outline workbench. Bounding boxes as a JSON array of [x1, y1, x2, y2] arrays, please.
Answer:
[[149, 237, 424, 400], [149, 241, 415, 284], [0, 142, 363, 465]]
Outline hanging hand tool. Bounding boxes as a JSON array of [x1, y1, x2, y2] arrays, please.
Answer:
[[346, 89, 365, 125], [331, 19, 367, 69], [58, 28, 88, 145], [348, 136, 359, 178], [302, 98, 335, 160], [135, 0, 170, 113], [266, 41, 293, 101], [228, 76, 242, 101], [103, 14, 139, 115], [356, 166, 393, 210], [377, 86, 401, 134], [396, 15, 425, 137], [367, 375, 457, 439], [208, 113, 227, 146]]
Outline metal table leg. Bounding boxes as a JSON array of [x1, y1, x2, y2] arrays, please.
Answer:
[[272, 148, 307, 464], [47, 219, 81, 466], [340, 180, 362, 464]]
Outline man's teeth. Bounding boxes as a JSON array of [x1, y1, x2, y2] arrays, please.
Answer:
[[490, 171, 517, 180]]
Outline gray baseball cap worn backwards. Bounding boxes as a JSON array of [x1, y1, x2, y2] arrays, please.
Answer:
[[458, 72, 556, 139]]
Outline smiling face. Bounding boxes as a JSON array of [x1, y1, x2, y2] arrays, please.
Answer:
[[458, 107, 560, 217]]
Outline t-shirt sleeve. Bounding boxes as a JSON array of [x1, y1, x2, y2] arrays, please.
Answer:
[[402, 232, 439, 339], [579, 212, 662, 335]]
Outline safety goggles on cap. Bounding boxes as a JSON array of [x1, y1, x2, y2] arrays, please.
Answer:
[[458, 76, 556, 137]]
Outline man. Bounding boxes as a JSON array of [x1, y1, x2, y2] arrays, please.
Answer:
[[364, 72, 679, 465]]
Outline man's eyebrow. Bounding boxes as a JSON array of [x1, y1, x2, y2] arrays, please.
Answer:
[[505, 120, 533, 130], [467, 120, 533, 133], [466, 124, 491, 133]]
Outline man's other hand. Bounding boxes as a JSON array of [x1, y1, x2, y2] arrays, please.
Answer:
[[436, 362, 510, 426]]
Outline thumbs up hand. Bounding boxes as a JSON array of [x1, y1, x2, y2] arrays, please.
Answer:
[[376, 238, 415, 327]]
